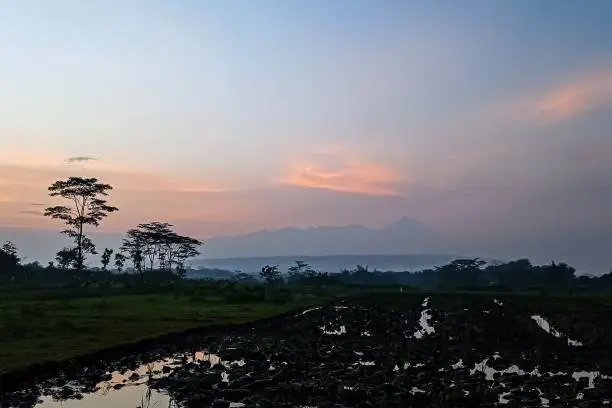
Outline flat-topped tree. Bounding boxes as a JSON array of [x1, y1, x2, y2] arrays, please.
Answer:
[[121, 221, 202, 279], [174, 235, 201, 278], [44, 177, 118, 272]]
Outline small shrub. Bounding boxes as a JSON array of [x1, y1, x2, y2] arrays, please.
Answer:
[[187, 310, 200, 320], [272, 289, 294, 304], [19, 303, 46, 318], [58, 299, 77, 310], [55, 319, 76, 331], [90, 300, 111, 310], [223, 285, 265, 303]]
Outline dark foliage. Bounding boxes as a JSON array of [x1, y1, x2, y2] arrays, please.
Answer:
[[121, 222, 202, 280], [44, 177, 118, 272], [100, 248, 113, 272], [0, 241, 20, 279]]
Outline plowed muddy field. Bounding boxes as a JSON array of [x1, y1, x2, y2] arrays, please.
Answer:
[[5, 293, 611, 408]]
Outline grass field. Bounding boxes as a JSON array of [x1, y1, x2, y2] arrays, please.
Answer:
[[1, 282, 606, 376], [0, 285, 324, 374]]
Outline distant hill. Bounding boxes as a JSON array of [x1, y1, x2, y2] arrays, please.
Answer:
[[193, 254, 457, 274], [2, 217, 610, 274], [185, 268, 236, 280], [0, 227, 123, 266], [0, 218, 452, 270], [199, 218, 454, 259]]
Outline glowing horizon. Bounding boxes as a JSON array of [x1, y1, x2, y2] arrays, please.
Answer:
[[1, 0, 612, 259]]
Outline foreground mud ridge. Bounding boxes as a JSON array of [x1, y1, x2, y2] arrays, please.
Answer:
[[5, 293, 612, 407]]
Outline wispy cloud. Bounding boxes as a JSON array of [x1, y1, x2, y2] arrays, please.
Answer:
[[479, 66, 612, 129], [530, 67, 612, 122], [65, 156, 98, 164], [281, 150, 404, 196], [18, 210, 42, 216]]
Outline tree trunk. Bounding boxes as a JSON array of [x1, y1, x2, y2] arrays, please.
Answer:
[[77, 223, 83, 273]]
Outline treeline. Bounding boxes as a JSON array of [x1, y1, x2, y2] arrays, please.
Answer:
[[4, 242, 612, 294], [0, 176, 202, 284], [336, 259, 586, 291], [2, 175, 611, 294], [236, 258, 612, 293]]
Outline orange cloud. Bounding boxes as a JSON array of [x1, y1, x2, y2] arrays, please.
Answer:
[[281, 151, 404, 196], [532, 68, 612, 121], [0, 157, 241, 233], [1, 150, 412, 237]]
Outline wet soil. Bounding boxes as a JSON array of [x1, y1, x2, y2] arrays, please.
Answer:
[[3, 293, 612, 408]]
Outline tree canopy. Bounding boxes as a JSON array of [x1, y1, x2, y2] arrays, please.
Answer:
[[121, 222, 202, 279], [44, 177, 118, 272], [0, 241, 20, 279]]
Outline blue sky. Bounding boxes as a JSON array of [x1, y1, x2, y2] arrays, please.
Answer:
[[1, 0, 612, 266]]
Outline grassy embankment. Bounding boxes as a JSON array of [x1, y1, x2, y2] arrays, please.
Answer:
[[0, 283, 327, 374]]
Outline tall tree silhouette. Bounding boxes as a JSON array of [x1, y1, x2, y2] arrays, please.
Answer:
[[121, 229, 145, 278], [101, 248, 114, 271], [44, 177, 118, 272]]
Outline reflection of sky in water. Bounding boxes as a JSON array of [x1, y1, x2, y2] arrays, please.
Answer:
[[35, 352, 223, 408], [26, 300, 612, 408], [37, 386, 174, 408]]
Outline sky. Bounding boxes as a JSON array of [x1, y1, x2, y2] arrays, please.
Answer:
[[1, 1, 612, 268]]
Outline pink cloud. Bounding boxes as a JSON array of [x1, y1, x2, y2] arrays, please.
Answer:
[[531, 67, 612, 121], [281, 150, 405, 196], [0, 159, 238, 232], [1, 149, 413, 235]]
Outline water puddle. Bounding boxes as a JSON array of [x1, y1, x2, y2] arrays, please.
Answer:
[[572, 370, 611, 389], [34, 352, 244, 408], [531, 315, 584, 346], [320, 325, 347, 335], [498, 391, 512, 404], [37, 387, 174, 408], [298, 306, 321, 316], [413, 297, 435, 339], [464, 355, 612, 398], [451, 359, 464, 369], [6, 300, 609, 408], [470, 358, 542, 380]]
